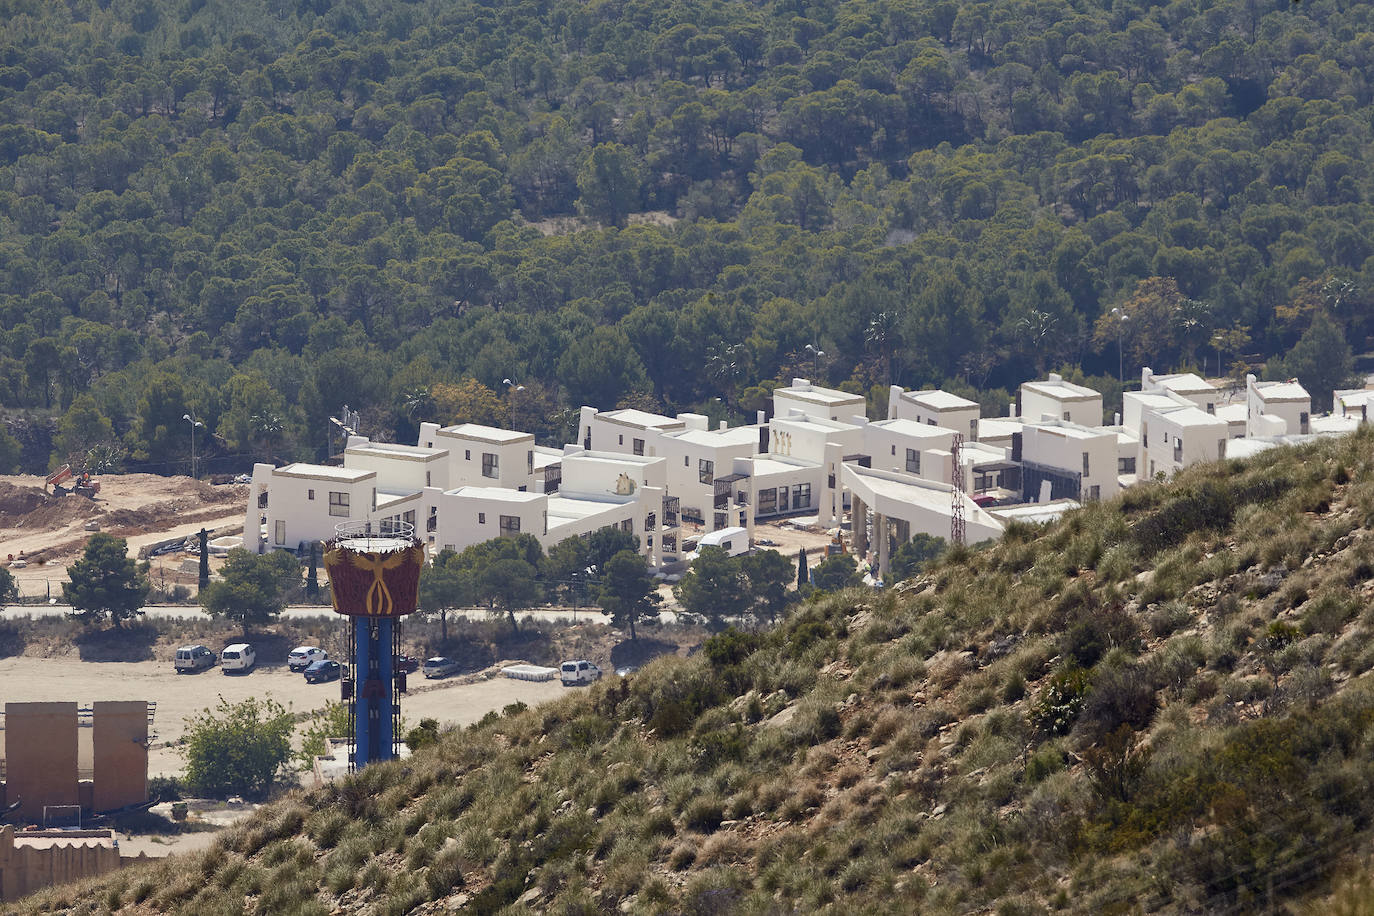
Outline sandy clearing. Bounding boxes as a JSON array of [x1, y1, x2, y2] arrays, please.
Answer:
[[0, 656, 566, 778]]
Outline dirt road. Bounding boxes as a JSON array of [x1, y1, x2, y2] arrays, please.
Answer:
[[0, 656, 565, 777], [0, 473, 248, 597]]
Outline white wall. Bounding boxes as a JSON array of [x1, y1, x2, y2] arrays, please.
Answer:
[[260, 465, 377, 551], [1020, 424, 1118, 501], [658, 433, 758, 531], [864, 422, 955, 482], [1021, 375, 1103, 426], [773, 379, 865, 422], [769, 414, 862, 465], [1245, 375, 1311, 436], [426, 425, 536, 491], [343, 447, 446, 492], [434, 489, 545, 555], [886, 387, 980, 440]]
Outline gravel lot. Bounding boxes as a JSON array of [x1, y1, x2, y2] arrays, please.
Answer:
[[0, 655, 565, 778]]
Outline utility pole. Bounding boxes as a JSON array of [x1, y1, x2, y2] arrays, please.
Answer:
[[951, 433, 966, 547]]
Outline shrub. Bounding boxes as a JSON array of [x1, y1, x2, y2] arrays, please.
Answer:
[[1077, 663, 1158, 741], [1148, 601, 1192, 637], [1031, 666, 1091, 736], [405, 718, 442, 751], [1060, 605, 1139, 668], [183, 696, 293, 799]]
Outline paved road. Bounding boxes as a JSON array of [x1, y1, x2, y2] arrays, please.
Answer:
[[2, 604, 680, 624]]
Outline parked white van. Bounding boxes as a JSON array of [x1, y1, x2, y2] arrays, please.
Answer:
[[174, 644, 216, 672], [221, 643, 256, 673]]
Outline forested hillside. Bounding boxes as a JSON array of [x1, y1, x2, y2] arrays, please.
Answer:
[[24, 433, 1374, 913], [0, 0, 1371, 472]]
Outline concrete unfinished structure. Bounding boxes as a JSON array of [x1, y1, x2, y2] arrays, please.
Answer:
[[0, 702, 151, 823]]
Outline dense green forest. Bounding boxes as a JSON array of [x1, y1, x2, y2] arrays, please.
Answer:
[[0, 0, 1371, 473]]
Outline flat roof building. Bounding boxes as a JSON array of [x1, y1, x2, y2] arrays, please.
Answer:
[[1020, 373, 1103, 427]]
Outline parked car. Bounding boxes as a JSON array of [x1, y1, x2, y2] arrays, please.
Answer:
[[303, 659, 342, 683], [288, 646, 328, 672], [394, 654, 420, 673], [560, 660, 603, 686], [174, 644, 216, 673], [422, 656, 461, 679], [221, 643, 256, 674]]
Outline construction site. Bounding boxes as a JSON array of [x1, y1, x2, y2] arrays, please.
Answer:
[[0, 474, 249, 599]]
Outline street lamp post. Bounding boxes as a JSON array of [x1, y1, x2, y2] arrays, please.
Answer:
[[804, 343, 825, 380], [1111, 308, 1128, 384], [182, 412, 203, 479]]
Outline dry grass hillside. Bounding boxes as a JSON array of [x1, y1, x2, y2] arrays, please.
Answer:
[[23, 431, 1374, 914]]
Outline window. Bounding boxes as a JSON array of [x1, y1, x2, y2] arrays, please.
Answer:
[[1300, 412, 1310, 433], [328, 491, 349, 517], [443, 544, 455, 553], [891, 444, 896, 455], [403, 510, 415, 528], [499, 515, 521, 536], [684, 456, 690, 466], [1206, 402, 1215, 414], [274, 520, 285, 545], [1082, 452, 1090, 476], [478, 512, 486, 524], [792, 482, 812, 509], [758, 488, 777, 514], [662, 534, 677, 553], [425, 471, 431, 486], [618, 434, 623, 445], [426, 441, 433, 448], [1088, 485, 1100, 500], [527, 450, 534, 474], [1174, 439, 1183, 463], [620, 519, 633, 532], [778, 486, 790, 512], [1142, 427, 1148, 448], [1062, 411, 1070, 421], [633, 438, 644, 456], [307, 489, 315, 500], [906, 448, 920, 474], [482, 453, 498, 478], [1118, 456, 1136, 475], [714, 512, 727, 528], [699, 458, 714, 484], [465, 449, 470, 460]]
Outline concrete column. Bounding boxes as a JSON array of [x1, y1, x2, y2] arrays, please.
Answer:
[[852, 496, 867, 557], [5, 702, 79, 822], [92, 702, 149, 813], [876, 513, 890, 579]]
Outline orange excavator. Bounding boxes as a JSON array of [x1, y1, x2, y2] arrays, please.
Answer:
[[45, 464, 100, 498]]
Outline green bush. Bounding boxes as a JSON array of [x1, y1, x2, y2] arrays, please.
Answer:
[[1031, 666, 1091, 736]]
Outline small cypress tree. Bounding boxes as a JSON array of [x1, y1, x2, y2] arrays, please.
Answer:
[[797, 548, 809, 589], [306, 542, 320, 600], [198, 528, 210, 591]]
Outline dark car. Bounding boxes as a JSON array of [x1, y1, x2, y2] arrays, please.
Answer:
[[303, 659, 342, 683], [394, 654, 420, 673]]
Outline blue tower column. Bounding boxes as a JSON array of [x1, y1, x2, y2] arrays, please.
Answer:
[[353, 617, 395, 766]]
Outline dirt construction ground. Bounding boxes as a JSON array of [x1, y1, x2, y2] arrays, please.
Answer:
[[0, 474, 248, 598], [0, 654, 565, 778]]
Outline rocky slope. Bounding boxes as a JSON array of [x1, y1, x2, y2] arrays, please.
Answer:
[[22, 430, 1374, 914]]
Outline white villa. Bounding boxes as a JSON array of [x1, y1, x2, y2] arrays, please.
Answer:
[[245, 366, 1374, 583]]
